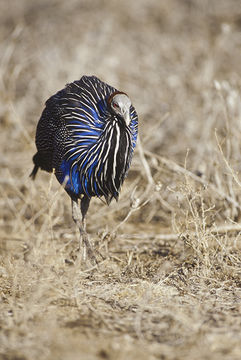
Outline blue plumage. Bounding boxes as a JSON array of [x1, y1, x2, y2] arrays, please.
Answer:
[[31, 75, 138, 205]]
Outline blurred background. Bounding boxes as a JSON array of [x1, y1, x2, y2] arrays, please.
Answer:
[[0, 0, 241, 233], [1, 2, 241, 359]]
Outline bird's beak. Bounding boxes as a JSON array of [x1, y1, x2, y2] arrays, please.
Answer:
[[123, 110, 131, 126]]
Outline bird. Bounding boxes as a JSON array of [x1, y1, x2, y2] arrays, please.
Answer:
[[30, 75, 138, 263]]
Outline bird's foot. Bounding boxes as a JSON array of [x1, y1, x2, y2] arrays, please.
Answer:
[[81, 232, 100, 265], [65, 232, 104, 267]]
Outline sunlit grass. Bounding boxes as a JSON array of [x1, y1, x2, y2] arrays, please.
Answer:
[[1, 1, 241, 359]]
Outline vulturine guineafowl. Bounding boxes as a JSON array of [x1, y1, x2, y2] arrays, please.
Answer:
[[30, 75, 138, 263]]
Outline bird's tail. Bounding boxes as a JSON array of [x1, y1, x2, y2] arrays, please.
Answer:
[[29, 153, 39, 180], [29, 164, 39, 180]]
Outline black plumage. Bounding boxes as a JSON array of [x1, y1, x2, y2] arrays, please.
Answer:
[[30, 75, 138, 262]]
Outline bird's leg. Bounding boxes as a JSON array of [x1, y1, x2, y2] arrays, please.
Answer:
[[71, 197, 81, 228], [71, 198, 83, 253], [80, 195, 98, 264], [71, 196, 97, 265], [80, 195, 90, 233]]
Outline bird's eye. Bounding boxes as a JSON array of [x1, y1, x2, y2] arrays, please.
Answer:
[[113, 102, 119, 108]]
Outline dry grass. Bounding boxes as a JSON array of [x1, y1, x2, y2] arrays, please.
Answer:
[[1, 1, 241, 359]]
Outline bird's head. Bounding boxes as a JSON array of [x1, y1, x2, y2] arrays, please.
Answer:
[[108, 92, 132, 126]]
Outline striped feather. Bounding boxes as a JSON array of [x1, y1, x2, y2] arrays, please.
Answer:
[[34, 75, 138, 203]]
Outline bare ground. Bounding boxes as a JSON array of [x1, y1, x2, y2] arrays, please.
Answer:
[[0, 1, 241, 359]]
